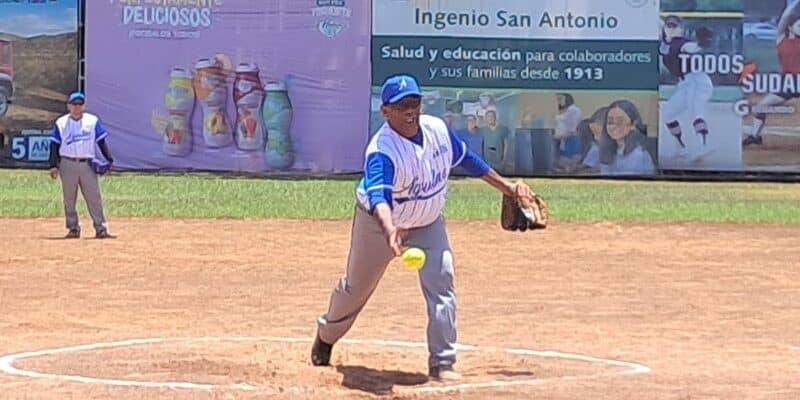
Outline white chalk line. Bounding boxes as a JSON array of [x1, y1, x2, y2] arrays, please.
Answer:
[[0, 336, 650, 395]]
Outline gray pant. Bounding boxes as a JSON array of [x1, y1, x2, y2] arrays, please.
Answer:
[[317, 205, 457, 368], [59, 157, 107, 233]]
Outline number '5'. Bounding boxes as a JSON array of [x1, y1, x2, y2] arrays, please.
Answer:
[[11, 136, 26, 160]]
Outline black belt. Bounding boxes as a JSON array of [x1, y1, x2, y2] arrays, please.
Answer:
[[63, 156, 90, 162]]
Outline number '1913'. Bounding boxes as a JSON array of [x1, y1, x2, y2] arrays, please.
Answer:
[[563, 67, 604, 81]]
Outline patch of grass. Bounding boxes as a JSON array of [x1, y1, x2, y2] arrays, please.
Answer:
[[1, 170, 798, 224]]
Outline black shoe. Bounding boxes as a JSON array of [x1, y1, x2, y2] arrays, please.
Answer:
[[311, 334, 333, 366], [95, 230, 116, 239], [65, 230, 80, 239], [742, 135, 763, 146]]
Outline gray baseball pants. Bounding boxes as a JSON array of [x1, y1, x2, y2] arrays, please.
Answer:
[[317, 204, 457, 368], [59, 157, 107, 233]]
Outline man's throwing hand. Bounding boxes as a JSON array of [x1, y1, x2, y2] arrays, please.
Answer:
[[387, 227, 407, 257]]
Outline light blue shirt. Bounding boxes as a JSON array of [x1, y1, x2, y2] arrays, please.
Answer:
[[600, 146, 655, 175]]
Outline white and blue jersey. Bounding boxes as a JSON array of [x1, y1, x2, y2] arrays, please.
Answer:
[[50, 113, 108, 159], [356, 114, 490, 229]]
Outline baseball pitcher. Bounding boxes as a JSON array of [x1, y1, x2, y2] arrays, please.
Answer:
[[311, 74, 547, 381]]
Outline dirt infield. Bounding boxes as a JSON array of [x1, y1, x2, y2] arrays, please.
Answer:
[[1, 217, 799, 399]]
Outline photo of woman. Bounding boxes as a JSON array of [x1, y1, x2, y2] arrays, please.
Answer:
[[599, 100, 656, 175]]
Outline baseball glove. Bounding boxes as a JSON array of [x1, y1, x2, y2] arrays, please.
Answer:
[[90, 159, 112, 176], [695, 27, 713, 48], [501, 180, 548, 231]]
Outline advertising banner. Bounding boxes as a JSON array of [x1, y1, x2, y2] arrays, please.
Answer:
[[659, 0, 800, 173], [741, 0, 800, 172], [658, 0, 745, 171], [86, 0, 371, 173], [372, 0, 662, 177], [0, 0, 79, 167]]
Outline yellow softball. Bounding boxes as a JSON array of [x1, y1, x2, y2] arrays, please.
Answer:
[[401, 247, 426, 271]]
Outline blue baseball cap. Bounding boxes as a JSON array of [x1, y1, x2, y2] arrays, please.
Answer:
[[380, 74, 422, 105], [68, 91, 85, 103]]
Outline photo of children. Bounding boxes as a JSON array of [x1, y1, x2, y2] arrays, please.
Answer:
[[368, 87, 659, 177], [514, 91, 659, 177]]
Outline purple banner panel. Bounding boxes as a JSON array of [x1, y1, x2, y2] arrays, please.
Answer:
[[86, 0, 370, 173]]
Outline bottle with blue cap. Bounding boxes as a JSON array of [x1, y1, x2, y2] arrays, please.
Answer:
[[263, 79, 294, 169]]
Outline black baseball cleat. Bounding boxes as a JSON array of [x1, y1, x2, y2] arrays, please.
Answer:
[[311, 334, 332, 366], [65, 229, 80, 239]]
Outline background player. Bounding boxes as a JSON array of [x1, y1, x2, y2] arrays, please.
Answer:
[[310, 74, 538, 381], [743, 0, 800, 146], [660, 15, 715, 148], [48, 92, 115, 239]]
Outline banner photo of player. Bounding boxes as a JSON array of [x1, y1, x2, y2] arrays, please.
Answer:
[[372, 0, 661, 177], [657, 9, 745, 171], [741, 0, 800, 172]]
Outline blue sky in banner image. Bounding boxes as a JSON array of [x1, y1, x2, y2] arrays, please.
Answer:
[[0, 0, 78, 38]]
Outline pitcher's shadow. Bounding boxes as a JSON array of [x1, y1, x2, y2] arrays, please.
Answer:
[[41, 234, 72, 240], [336, 365, 429, 395]]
